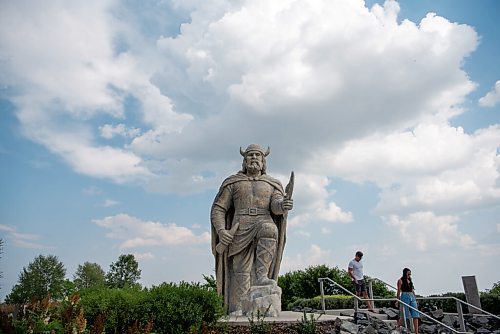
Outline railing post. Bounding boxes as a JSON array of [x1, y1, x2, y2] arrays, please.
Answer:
[[319, 279, 326, 313], [456, 299, 466, 332], [399, 301, 408, 330], [368, 279, 374, 301], [354, 296, 359, 315]]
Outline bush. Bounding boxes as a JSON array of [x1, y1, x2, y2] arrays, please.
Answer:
[[424, 292, 466, 313], [148, 282, 224, 334], [278, 264, 394, 310], [80, 282, 224, 334], [80, 286, 149, 333], [288, 295, 355, 311], [289, 294, 398, 311], [480, 293, 500, 315]]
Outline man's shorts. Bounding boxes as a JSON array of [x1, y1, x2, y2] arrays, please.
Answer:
[[400, 292, 420, 318], [354, 279, 366, 294]]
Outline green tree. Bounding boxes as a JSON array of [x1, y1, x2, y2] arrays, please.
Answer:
[[487, 281, 500, 295], [278, 264, 394, 310], [73, 261, 106, 290], [202, 274, 216, 290], [6, 254, 66, 303], [106, 254, 141, 288]]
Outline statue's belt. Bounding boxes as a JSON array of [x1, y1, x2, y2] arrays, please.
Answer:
[[236, 208, 270, 216]]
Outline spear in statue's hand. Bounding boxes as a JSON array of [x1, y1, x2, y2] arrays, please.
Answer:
[[285, 171, 294, 201]]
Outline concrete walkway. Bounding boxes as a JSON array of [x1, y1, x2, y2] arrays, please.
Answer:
[[221, 311, 352, 326]]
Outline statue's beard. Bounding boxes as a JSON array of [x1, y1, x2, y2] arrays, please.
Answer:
[[246, 161, 263, 173]]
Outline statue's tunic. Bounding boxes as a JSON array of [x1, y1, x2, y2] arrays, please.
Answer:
[[210, 172, 287, 308]]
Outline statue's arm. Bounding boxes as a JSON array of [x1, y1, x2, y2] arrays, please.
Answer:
[[270, 188, 293, 215], [211, 185, 232, 233]]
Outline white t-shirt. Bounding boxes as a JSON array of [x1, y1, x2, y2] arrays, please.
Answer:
[[348, 259, 364, 281]]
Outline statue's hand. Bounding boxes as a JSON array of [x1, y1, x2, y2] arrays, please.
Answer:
[[219, 229, 234, 246], [282, 198, 293, 211]]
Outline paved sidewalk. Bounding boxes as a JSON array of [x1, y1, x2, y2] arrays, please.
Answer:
[[221, 311, 351, 326]]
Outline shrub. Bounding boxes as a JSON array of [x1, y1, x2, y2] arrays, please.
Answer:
[[289, 294, 396, 311], [424, 292, 466, 313], [291, 310, 319, 334], [288, 295, 353, 310], [278, 264, 394, 310], [148, 282, 224, 334], [480, 293, 500, 315], [80, 286, 149, 333], [80, 282, 224, 334]]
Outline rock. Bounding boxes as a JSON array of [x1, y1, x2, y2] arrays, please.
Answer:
[[364, 324, 376, 334], [375, 330, 389, 334], [441, 314, 458, 327], [380, 307, 399, 320], [241, 284, 282, 317], [355, 312, 368, 320], [430, 309, 444, 320], [371, 317, 389, 330], [340, 321, 359, 334], [419, 324, 438, 334]]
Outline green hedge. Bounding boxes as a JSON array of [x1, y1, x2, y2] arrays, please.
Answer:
[[288, 295, 353, 310], [480, 293, 500, 315], [420, 292, 500, 315], [423, 292, 466, 313], [290, 292, 500, 316], [147, 282, 225, 334], [288, 294, 396, 311], [278, 264, 395, 311], [80, 282, 224, 334], [80, 286, 150, 333]]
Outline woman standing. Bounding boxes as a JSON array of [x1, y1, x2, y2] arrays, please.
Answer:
[[396, 268, 420, 334]]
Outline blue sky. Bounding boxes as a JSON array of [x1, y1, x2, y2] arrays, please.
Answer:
[[1, 0, 499, 301]]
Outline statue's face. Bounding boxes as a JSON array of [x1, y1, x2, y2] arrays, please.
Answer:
[[245, 150, 264, 172]]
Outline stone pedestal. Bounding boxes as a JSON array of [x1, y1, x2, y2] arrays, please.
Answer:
[[462, 276, 482, 313], [241, 284, 282, 317]]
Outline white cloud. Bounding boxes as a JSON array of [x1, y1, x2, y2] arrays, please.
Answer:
[[0, 224, 50, 249], [384, 211, 475, 251], [93, 213, 210, 249], [479, 80, 500, 107], [100, 124, 141, 139], [294, 230, 311, 238], [288, 174, 353, 227], [82, 186, 103, 196], [1, 0, 482, 191], [102, 199, 119, 207], [0, 225, 15, 233], [327, 123, 500, 215], [321, 227, 332, 235], [134, 252, 155, 260], [281, 244, 331, 273], [0, 0, 191, 183]]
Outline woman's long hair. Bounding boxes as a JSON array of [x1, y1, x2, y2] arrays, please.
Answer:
[[401, 267, 413, 290], [402, 267, 411, 280]]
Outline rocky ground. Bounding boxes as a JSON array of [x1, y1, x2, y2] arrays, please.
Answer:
[[203, 309, 500, 334]]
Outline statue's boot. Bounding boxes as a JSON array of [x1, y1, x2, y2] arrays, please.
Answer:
[[232, 272, 251, 315], [255, 237, 277, 286]]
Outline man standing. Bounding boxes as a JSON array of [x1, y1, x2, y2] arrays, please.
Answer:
[[211, 144, 293, 315], [348, 250, 374, 312]]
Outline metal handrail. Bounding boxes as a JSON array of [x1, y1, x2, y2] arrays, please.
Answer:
[[369, 277, 397, 291], [368, 277, 500, 321], [318, 277, 469, 334]]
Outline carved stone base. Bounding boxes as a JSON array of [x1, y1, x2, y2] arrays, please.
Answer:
[[241, 283, 282, 317]]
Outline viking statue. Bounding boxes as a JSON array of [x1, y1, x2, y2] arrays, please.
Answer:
[[211, 144, 293, 316]]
